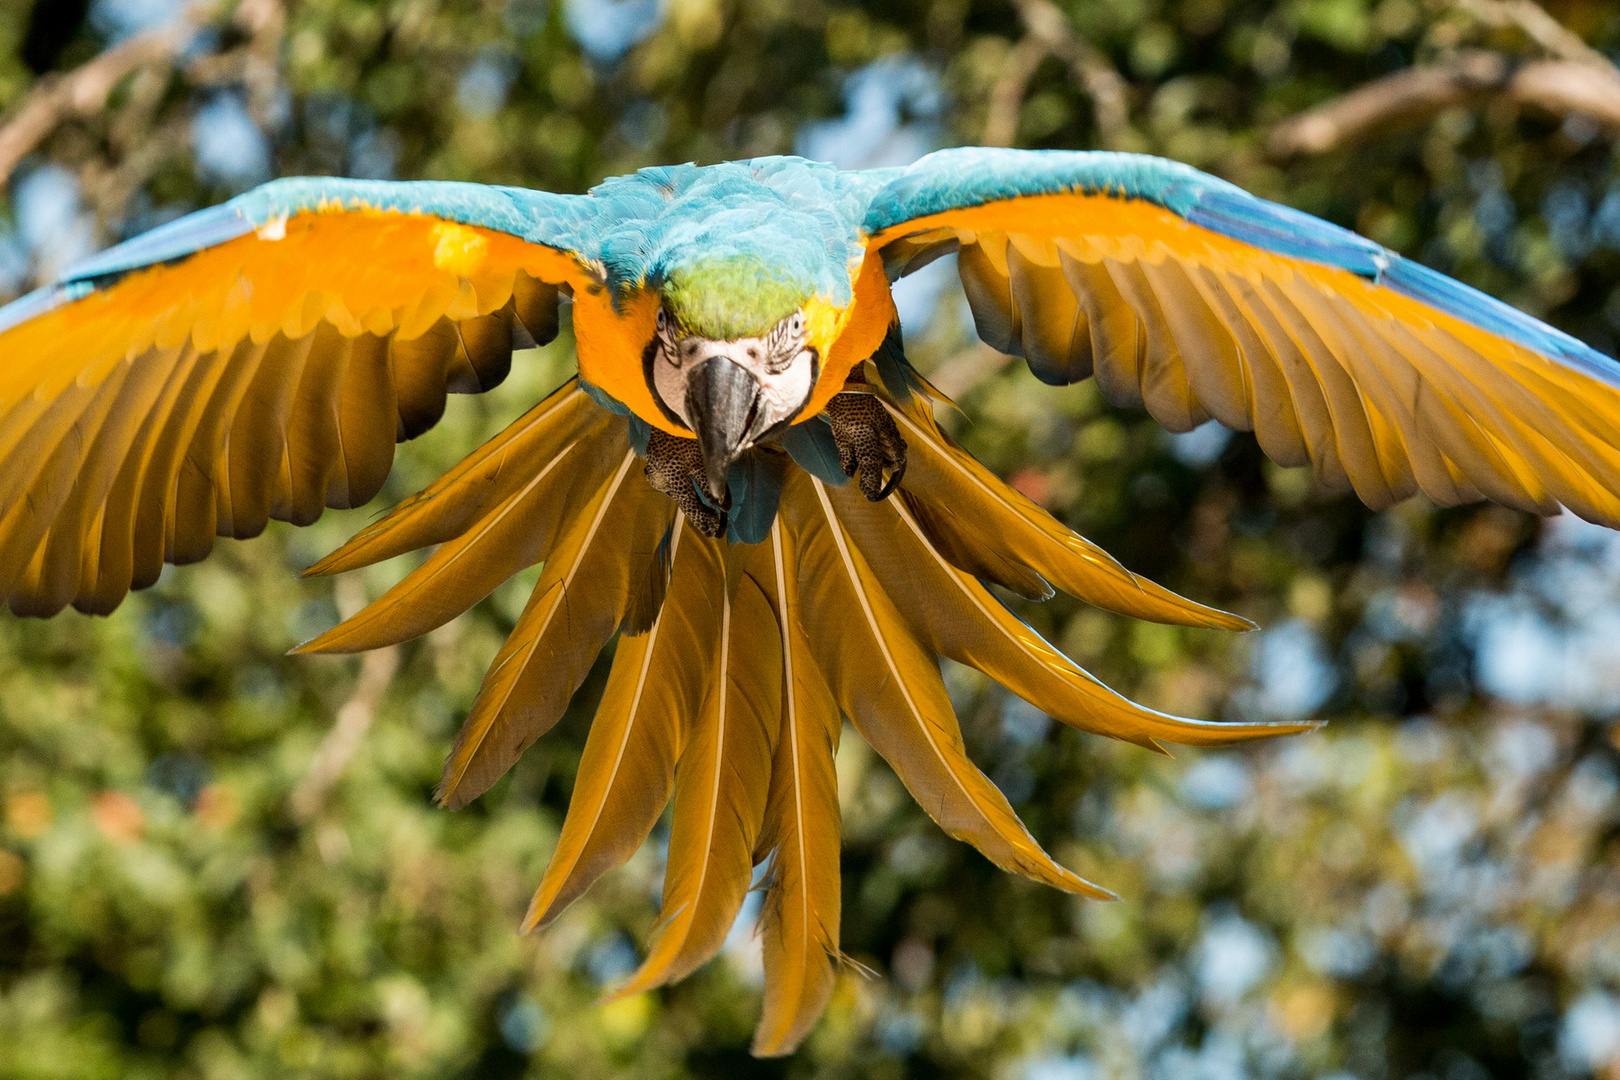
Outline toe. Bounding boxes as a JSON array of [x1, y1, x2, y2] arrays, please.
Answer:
[[858, 454, 885, 500]]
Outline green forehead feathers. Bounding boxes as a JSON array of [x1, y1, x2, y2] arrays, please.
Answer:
[[659, 257, 810, 341]]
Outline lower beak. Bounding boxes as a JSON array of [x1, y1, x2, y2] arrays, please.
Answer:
[[684, 357, 765, 504]]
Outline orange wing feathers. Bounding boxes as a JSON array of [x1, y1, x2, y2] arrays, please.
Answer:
[[0, 209, 584, 617], [868, 192, 1620, 526]]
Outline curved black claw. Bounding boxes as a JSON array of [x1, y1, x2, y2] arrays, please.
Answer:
[[645, 428, 726, 538], [826, 390, 907, 502]]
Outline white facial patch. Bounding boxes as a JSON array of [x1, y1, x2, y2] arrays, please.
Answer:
[[652, 310, 816, 441]]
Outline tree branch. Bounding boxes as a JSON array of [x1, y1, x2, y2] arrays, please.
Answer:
[[1012, 0, 1133, 148], [983, 35, 1052, 147], [1268, 48, 1620, 158], [1448, 0, 1612, 68], [983, 0, 1134, 148], [236, 0, 287, 122], [0, 3, 220, 187]]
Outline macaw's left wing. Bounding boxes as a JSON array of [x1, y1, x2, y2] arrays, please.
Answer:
[[863, 148, 1620, 525], [0, 177, 599, 617]]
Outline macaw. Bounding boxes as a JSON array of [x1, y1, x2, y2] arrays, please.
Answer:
[[2, 148, 1617, 1054]]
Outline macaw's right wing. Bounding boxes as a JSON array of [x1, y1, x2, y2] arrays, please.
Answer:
[[863, 149, 1620, 526], [0, 177, 601, 617]]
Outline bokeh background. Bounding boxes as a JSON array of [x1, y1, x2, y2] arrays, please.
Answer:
[[2, 0, 1620, 1076]]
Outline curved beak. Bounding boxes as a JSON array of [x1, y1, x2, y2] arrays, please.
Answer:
[[684, 357, 765, 505]]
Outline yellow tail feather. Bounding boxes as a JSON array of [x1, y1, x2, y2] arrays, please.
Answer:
[[785, 472, 1113, 899], [612, 568, 783, 997], [824, 480, 1315, 750], [293, 421, 627, 655], [749, 520, 844, 1057], [305, 381, 596, 577], [435, 450, 670, 808], [522, 519, 725, 931], [884, 395, 1253, 631]]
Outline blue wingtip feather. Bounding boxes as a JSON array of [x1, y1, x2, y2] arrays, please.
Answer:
[[1178, 186, 1388, 279], [0, 285, 67, 334], [60, 203, 254, 286], [1378, 257, 1620, 387], [0, 175, 594, 335], [1185, 182, 1620, 387], [868, 147, 1620, 385]]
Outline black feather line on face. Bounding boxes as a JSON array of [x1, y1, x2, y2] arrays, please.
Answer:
[[642, 334, 692, 432], [763, 312, 807, 373], [655, 307, 682, 354], [755, 346, 819, 443]]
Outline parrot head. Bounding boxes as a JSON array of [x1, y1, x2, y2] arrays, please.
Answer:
[[645, 254, 821, 501]]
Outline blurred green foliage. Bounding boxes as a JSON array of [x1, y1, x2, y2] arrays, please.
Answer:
[[2, 0, 1620, 1076]]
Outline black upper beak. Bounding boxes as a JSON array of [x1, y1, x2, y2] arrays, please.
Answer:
[[684, 357, 765, 505]]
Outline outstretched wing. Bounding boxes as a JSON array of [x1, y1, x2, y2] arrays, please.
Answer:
[[0, 177, 599, 617], [862, 148, 1620, 525]]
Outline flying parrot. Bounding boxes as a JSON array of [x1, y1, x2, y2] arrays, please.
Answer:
[[2, 148, 1618, 1053]]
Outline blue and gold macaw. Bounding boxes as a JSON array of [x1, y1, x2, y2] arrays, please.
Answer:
[[3, 148, 1618, 1052]]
